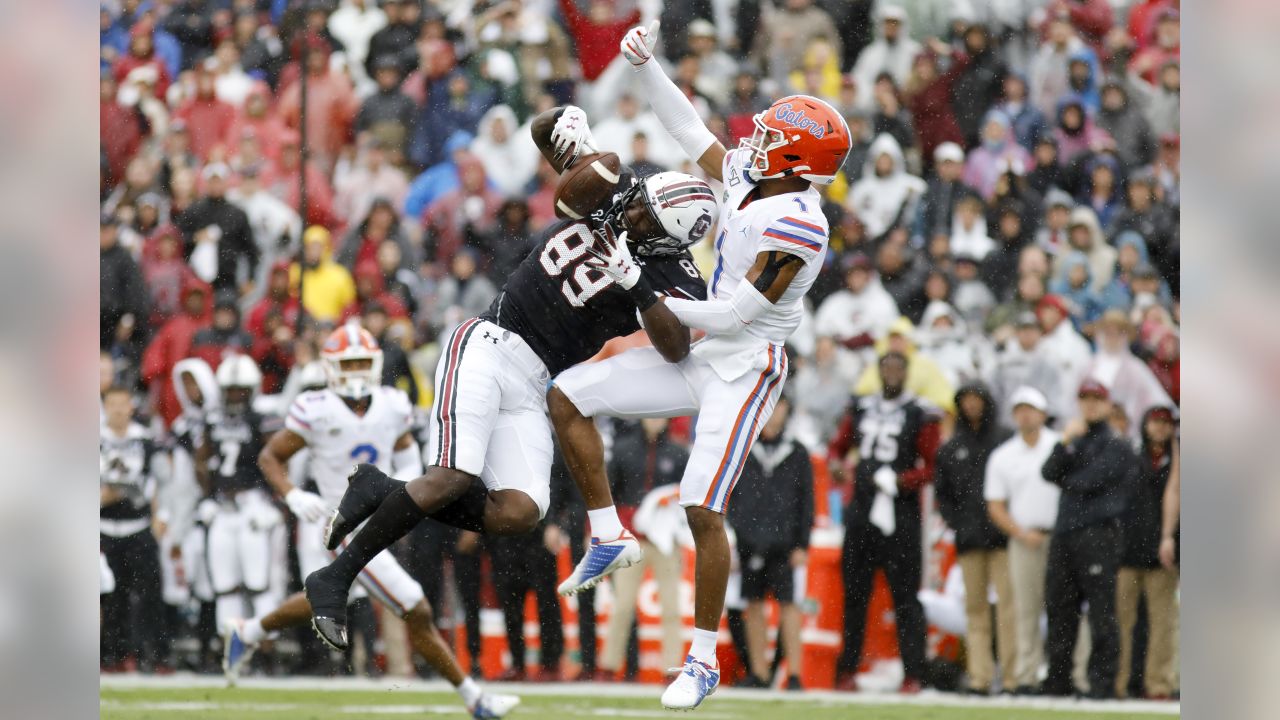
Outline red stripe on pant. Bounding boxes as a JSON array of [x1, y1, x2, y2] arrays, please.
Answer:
[[436, 318, 481, 467]]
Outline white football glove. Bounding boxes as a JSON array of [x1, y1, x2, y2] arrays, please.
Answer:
[[873, 466, 899, 497], [550, 105, 599, 169], [620, 20, 659, 67], [285, 488, 330, 523], [585, 225, 642, 290]]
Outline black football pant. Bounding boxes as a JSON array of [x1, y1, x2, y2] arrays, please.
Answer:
[[838, 518, 928, 680], [1044, 521, 1121, 696], [100, 529, 164, 668], [490, 534, 563, 672]]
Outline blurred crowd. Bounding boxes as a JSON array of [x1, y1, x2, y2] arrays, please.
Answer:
[[100, 0, 1179, 701]]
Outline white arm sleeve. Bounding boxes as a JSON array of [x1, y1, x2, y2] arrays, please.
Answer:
[[634, 61, 719, 163], [665, 282, 773, 335], [392, 440, 424, 481]]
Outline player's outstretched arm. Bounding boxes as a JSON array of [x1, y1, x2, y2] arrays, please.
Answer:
[[531, 105, 599, 173], [621, 21, 726, 182], [663, 251, 804, 334]]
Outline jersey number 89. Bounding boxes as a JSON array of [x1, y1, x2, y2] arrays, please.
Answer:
[[539, 224, 612, 307]]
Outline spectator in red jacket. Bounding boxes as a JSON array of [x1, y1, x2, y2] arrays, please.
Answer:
[[1050, 0, 1114, 52], [174, 63, 236, 161], [904, 44, 966, 175], [245, 260, 300, 342], [558, 0, 640, 82], [141, 278, 211, 426], [279, 34, 359, 173], [339, 261, 409, 323], [1127, 0, 1177, 49], [100, 73, 148, 190], [251, 307, 296, 394], [421, 154, 501, 266], [227, 82, 289, 163], [112, 19, 171, 100], [1128, 9, 1179, 84], [140, 225, 201, 331], [261, 130, 339, 230], [189, 291, 254, 370]]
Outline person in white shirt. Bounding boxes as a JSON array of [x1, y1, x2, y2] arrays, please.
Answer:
[[984, 386, 1060, 693], [851, 5, 921, 110], [327, 0, 387, 93], [847, 133, 926, 240], [814, 253, 900, 354], [1035, 295, 1092, 418]]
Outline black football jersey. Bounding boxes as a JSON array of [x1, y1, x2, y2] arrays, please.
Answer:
[[482, 219, 707, 376], [205, 410, 274, 496]]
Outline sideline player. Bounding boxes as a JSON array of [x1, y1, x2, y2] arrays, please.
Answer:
[[196, 356, 286, 641], [219, 326, 519, 718], [547, 21, 852, 710], [303, 126, 717, 650]]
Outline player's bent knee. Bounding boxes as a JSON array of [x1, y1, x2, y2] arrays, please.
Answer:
[[487, 490, 541, 535], [406, 600, 436, 626], [684, 504, 724, 531]]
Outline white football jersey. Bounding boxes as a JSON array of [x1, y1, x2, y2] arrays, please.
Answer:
[[285, 386, 413, 502], [690, 148, 830, 381], [709, 147, 830, 344]]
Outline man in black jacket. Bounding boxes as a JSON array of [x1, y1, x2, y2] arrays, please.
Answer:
[[1114, 406, 1178, 699], [1040, 379, 1137, 698], [100, 214, 150, 351], [727, 397, 814, 690], [176, 163, 258, 294], [934, 382, 1016, 695]]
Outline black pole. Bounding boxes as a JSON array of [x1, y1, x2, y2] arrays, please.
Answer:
[[295, 46, 310, 337]]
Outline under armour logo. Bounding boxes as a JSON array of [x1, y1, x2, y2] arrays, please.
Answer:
[[482, 331, 499, 345]]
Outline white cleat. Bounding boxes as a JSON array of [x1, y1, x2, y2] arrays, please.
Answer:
[[557, 531, 643, 596], [219, 618, 257, 687], [661, 656, 721, 711], [469, 692, 521, 719]]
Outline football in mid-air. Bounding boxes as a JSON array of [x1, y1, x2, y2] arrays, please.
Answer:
[[554, 152, 622, 220]]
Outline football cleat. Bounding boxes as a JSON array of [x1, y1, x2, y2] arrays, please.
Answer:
[[305, 567, 350, 650], [220, 619, 256, 686], [469, 692, 522, 719], [557, 531, 643, 596], [324, 463, 401, 551], [661, 656, 720, 710]]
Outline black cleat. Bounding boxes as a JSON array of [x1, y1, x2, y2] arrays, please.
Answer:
[[324, 464, 401, 551], [305, 568, 350, 650]]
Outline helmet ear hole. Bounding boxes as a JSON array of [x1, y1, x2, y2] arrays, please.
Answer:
[[783, 154, 802, 162]]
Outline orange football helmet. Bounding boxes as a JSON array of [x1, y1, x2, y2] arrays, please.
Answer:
[[739, 95, 852, 185], [321, 323, 383, 399]]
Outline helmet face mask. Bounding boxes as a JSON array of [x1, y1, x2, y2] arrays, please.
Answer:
[[215, 355, 262, 416], [607, 172, 717, 257], [322, 325, 383, 400]]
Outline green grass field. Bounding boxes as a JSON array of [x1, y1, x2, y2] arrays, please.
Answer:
[[100, 685, 1174, 720]]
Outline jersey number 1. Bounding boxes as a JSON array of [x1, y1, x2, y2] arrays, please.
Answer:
[[539, 224, 612, 307]]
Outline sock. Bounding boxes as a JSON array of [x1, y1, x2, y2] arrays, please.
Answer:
[[326, 484, 427, 587], [688, 627, 719, 666], [426, 479, 489, 533], [587, 506, 624, 539], [241, 617, 265, 645], [456, 677, 482, 707]]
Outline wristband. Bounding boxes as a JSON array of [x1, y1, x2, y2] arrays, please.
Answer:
[[627, 274, 658, 312]]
